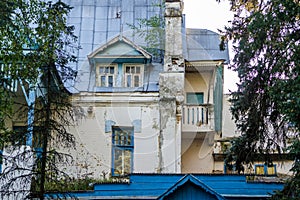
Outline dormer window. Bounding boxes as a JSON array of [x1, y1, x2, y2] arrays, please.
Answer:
[[124, 64, 143, 87], [88, 35, 152, 90], [96, 64, 117, 87]]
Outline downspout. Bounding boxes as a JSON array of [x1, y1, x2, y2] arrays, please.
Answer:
[[157, 106, 163, 173], [19, 79, 36, 147], [207, 67, 216, 104], [214, 64, 223, 133], [26, 85, 36, 147]]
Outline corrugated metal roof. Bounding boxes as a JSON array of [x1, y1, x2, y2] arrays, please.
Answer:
[[63, 0, 229, 93], [64, 0, 164, 66], [185, 28, 230, 62], [49, 174, 283, 199], [63, 0, 164, 93]]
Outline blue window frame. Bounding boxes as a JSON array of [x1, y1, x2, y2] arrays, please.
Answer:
[[111, 126, 134, 176], [255, 164, 277, 175]]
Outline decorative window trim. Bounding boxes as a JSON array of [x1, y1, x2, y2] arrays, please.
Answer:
[[111, 126, 134, 176], [96, 64, 117, 87], [123, 64, 143, 88]]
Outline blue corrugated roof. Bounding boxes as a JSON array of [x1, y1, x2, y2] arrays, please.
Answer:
[[55, 174, 283, 199], [157, 174, 225, 200]]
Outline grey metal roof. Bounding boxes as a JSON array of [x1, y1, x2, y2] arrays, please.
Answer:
[[63, 0, 164, 68], [63, 0, 164, 93], [184, 28, 229, 62], [62, 0, 229, 93]]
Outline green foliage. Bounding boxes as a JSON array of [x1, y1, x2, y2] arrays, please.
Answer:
[[0, 0, 79, 199], [45, 177, 94, 193], [272, 139, 300, 199], [221, 0, 300, 198], [127, 0, 165, 62]]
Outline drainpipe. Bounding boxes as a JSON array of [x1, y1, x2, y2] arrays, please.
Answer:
[[26, 84, 36, 147], [19, 79, 36, 147]]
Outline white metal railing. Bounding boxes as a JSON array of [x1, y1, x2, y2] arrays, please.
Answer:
[[182, 104, 213, 132]]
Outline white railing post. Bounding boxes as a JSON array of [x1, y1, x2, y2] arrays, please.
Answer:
[[182, 104, 214, 132]]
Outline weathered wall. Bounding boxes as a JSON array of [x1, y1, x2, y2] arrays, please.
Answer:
[[181, 136, 214, 173], [158, 0, 185, 173], [159, 73, 184, 173], [184, 73, 208, 103], [164, 1, 184, 72], [66, 94, 161, 178]]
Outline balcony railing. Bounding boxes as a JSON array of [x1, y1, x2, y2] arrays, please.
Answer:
[[182, 104, 214, 132]]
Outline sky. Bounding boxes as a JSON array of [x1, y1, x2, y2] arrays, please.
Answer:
[[183, 0, 239, 93]]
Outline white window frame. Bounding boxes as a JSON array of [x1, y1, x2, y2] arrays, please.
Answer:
[[123, 64, 143, 88], [96, 64, 117, 87]]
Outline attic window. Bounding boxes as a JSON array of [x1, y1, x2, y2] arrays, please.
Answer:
[[96, 64, 117, 87], [124, 64, 143, 87]]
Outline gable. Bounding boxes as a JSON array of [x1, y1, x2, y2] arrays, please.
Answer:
[[163, 181, 220, 200], [96, 42, 144, 57], [158, 174, 225, 200], [88, 35, 152, 60]]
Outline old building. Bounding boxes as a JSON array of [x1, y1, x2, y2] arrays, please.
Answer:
[[1, 0, 290, 199], [63, 0, 229, 178]]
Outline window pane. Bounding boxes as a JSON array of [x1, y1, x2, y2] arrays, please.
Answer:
[[123, 150, 131, 174], [114, 148, 122, 175], [113, 128, 133, 146], [130, 67, 134, 73], [136, 67, 140, 73], [99, 67, 104, 73], [105, 67, 109, 73], [126, 67, 130, 73], [120, 133, 125, 145], [114, 131, 119, 145], [113, 149, 132, 175], [101, 76, 106, 86], [256, 166, 265, 175], [187, 93, 204, 104], [108, 76, 113, 87], [267, 166, 275, 175], [134, 76, 139, 87], [127, 132, 132, 145], [110, 67, 114, 74], [127, 75, 131, 87]]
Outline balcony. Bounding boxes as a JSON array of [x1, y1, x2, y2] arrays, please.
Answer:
[[182, 104, 214, 132]]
